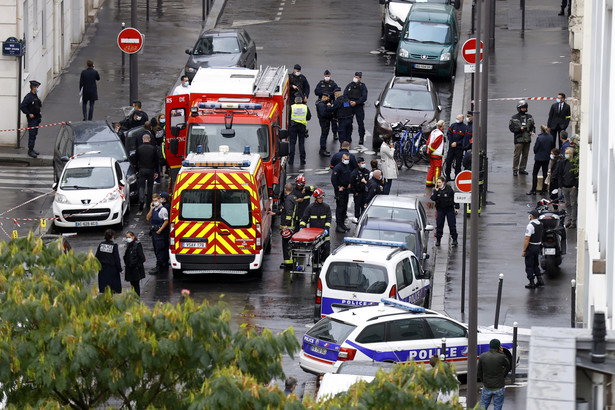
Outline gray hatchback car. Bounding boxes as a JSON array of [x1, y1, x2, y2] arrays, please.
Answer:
[[184, 28, 257, 81]]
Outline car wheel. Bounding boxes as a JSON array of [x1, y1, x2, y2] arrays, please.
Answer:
[[264, 228, 272, 254], [252, 54, 258, 69]]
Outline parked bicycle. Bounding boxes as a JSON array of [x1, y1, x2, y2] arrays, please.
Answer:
[[391, 120, 429, 169]]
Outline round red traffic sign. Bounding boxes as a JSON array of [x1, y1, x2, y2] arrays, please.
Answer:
[[117, 28, 143, 54], [455, 170, 473, 193], [461, 38, 484, 64]]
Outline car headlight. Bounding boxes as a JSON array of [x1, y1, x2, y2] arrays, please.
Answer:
[[101, 191, 120, 203], [399, 48, 409, 58], [127, 174, 137, 185], [185, 66, 196, 73], [440, 52, 451, 61], [377, 115, 392, 131], [54, 193, 70, 204]]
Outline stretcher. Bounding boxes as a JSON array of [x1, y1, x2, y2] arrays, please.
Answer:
[[289, 227, 326, 281]]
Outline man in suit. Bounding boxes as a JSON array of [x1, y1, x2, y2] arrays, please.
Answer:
[[547, 92, 571, 149], [79, 60, 100, 121]]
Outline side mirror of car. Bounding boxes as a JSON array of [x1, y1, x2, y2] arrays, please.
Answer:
[[419, 269, 431, 280], [185, 48, 193, 55], [278, 129, 289, 140], [423, 253, 430, 260], [271, 182, 280, 198], [169, 138, 179, 155], [425, 224, 434, 232], [437, 105, 442, 112], [374, 100, 380, 107], [120, 179, 127, 187], [170, 124, 185, 137], [60, 156, 70, 163], [52, 182, 58, 190], [243, 46, 248, 52], [379, 0, 387, 4], [278, 140, 289, 157]]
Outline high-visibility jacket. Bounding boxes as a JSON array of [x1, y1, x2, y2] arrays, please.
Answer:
[[291, 103, 308, 126], [427, 128, 444, 157]]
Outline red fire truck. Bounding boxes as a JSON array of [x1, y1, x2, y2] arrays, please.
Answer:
[[164, 66, 289, 200]]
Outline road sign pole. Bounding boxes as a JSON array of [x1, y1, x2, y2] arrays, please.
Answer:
[[16, 53, 22, 148], [130, 0, 138, 104], [461, 203, 467, 314]]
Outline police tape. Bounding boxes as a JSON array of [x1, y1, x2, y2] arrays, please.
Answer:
[[471, 96, 578, 102], [0, 121, 70, 133]]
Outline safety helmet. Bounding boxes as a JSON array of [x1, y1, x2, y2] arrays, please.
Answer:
[[281, 228, 293, 239], [295, 175, 306, 185], [517, 100, 528, 111], [313, 188, 325, 198]]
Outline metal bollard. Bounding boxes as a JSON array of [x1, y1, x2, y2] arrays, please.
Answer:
[[441, 338, 447, 361], [571, 279, 576, 328], [494, 273, 504, 329], [511, 322, 518, 384], [521, 0, 526, 32]]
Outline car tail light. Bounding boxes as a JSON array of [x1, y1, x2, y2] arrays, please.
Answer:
[[338, 347, 357, 361], [546, 237, 553, 242], [315, 279, 322, 304], [389, 284, 397, 299], [256, 223, 262, 247], [169, 223, 175, 246]]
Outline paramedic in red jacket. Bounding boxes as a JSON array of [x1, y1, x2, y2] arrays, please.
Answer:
[[426, 120, 446, 187]]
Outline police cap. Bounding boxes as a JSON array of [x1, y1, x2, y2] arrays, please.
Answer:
[[529, 209, 540, 218], [467, 111, 473, 116], [29, 80, 41, 88], [333, 87, 342, 93], [294, 64, 301, 70], [324, 69, 331, 75], [354, 72, 362, 78]]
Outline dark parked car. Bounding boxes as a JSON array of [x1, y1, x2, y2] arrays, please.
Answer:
[[372, 76, 441, 149], [53, 120, 138, 202], [184, 28, 257, 81]]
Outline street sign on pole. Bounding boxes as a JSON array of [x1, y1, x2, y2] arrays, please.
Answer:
[[461, 38, 484, 64], [455, 170, 473, 193], [117, 27, 144, 54], [454, 192, 472, 203]]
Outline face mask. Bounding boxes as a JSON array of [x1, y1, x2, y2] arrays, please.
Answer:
[[556, 98, 561, 103], [324, 76, 330, 82], [182, 82, 189, 87], [564, 154, 570, 160], [125, 237, 134, 243], [294, 71, 301, 76], [135, 116, 142, 121], [360, 163, 366, 168], [153, 201, 160, 207], [550, 154, 555, 160], [352, 77, 359, 83], [456, 119, 462, 123], [342, 159, 350, 165], [466, 116, 471, 122], [160, 119, 166, 125]]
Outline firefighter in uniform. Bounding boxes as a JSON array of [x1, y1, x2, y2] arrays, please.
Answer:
[[300, 188, 332, 266], [326, 88, 353, 145], [522, 209, 545, 289], [289, 96, 311, 165], [19, 80, 43, 158], [343, 72, 368, 145], [426, 120, 446, 187], [280, 183, 297, 269], [146, 192, 170, 275], [292, 174, 315, 229], [444, 114, 466, 181]]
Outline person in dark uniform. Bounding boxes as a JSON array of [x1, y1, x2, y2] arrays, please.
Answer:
[[95, 229, 122, 294], [123, 231, 145, 296], [79, 59, 100, 121], [430, 176, 459, 247], [547, 92, 571, 147], [315, 93, 333, 157], [509, 100, 536, 176], [463, 111, 473, 170], [279, 183, 297, 269], [343, 72, 368, 145], [135, 134, 159, 211], [444, 114, 466, 181], [19, 80, 43, 158], [146, 193, 170, 275], [315, 69, 339, 142], [350, 156, 370, 221], [522, 209, 544, 289], [300, 188, 332, 266], [326, 88, 353, 144], [366, 169, 385, 205], [331, 153, 352, 232], [120, 100, 148, 130], [289, 64, 310, 103], [291, 174, 315, 229], [329, 141, 358, 170], [528, 125, 554, 195], [288, 96, 311, 166]]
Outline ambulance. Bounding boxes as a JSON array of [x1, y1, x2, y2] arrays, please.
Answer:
[[169, 148, 273, 276]]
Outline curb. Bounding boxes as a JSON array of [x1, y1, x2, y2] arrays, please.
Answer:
[[0, 152, 53, 167]]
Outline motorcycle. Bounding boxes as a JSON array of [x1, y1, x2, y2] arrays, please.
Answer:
[[534, 190, 567, 277]]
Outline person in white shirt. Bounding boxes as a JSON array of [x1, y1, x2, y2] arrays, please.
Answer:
[[173, 75, 191, 95]]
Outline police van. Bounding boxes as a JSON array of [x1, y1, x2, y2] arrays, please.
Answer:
[[300, 298, 516, 375], [168, 148, 273, 276], [314, 238, 431, 322]]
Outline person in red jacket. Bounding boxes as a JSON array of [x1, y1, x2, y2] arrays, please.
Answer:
[[426, 120, 446, 187]]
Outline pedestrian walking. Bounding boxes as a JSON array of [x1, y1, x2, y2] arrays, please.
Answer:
[[478, 339, 511, 410], [426, 120, 446, 187], [331, 153, 352, 232], [19, 80, 42, 158], [300, 188, 332, 266], [122, 231, 145, 296], [146, 193, 170, 275], [528, 125, 554, 195], [430, 176, 459, 247], [79, 60, 100, 121], [463, 111, 473, 170], [95, 229, 122, 294], [173, 75, 191, 95], [379, 136, 398, 194], [558, 147, 579, 228], [350, 156, 370, 222], [559, 130, 571, 156], [289, 64, 310, 103], [326, 87, 353, 144], [315, 93, 333, 157], [522, 209, 544, 289], [135, 134, 159, 211], [547, 92, 571, 147], [365, 169, 385, 204], [279, 183, 297, 269], [288, 96, 311, 166], [509, 100, 536, 176], [444, 114, 466, 181], [343, 72, 368, 145], [291, 174, 315, 228]]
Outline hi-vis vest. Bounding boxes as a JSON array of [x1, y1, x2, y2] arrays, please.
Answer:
[[291, 104, 308, 126], [427, 129, 444, 157]]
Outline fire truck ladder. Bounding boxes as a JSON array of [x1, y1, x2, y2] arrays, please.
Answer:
[[253, 66, 286, 97]]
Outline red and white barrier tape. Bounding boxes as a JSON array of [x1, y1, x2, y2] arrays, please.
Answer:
[[0, 121, 70, 133], [471, 96, 578, 103]]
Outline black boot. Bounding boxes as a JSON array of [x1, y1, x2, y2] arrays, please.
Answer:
[[435, 238, 441, 247], [359, 137, 364, 145], [525, 278, 536, 289], [27, 150, 37, 158], [536, 275, 545, 287], [558, 7, 565, 15]]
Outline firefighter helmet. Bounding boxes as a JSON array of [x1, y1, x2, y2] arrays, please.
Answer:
[[313, 188, 325, 198], [281, 228, 293, 239], [295, 175, 306, 185]]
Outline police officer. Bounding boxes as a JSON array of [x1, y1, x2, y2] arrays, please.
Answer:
[[326, 88, 353, 144], [430, 176, 459, 247], [20, 80, 43, 158], [343, 72, 368, 145], [289, 64, 310, 103], [289, 96, 311, 166], [331, 153, 352, 232], [300, 188, 332, 266], [509, 100, 536, 176], [95, 229, 122, 294], [146, 192, 170, 275], [463, 111, 473, 170], [315, 93, 333, 157], [291, 174, 315, 228], [280, 183, 297, 269], [366, 169, 384, 205], [350, 156, 370, 221], [444, 114, 466, 181], [315, 69, 339, 142], [522, 209, 545, 289]]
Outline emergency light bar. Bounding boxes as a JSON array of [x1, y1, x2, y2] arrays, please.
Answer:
[[381, 298, 425, 313], [198, 102, 262, 110], [343, 237, 406, 248], [181, 160, 251, 168]]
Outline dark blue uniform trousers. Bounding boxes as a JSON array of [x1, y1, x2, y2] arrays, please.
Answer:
[[435, 208, 458, 240], [524, 244, 541, 280]]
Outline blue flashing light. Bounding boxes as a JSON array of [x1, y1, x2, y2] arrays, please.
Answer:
[[181, 160, 252, 168], [343, 237, 406, 248], [196, 144, 203, 153], [380, 298, 425, 313], [243, 145, 251, 155], [198, 102, 263, 110]]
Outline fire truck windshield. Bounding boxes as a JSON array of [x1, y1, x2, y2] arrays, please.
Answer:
[[187, 124, 270, 160]]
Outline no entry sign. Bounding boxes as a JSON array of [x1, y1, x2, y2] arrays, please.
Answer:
[[455, 170, 473, 193], [461, 38, 483, 65], [117, 28, 143, 54]]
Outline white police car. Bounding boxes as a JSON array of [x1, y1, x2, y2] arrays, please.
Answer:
[[314, 238, 431, 321], [300, 298, 515, 375]]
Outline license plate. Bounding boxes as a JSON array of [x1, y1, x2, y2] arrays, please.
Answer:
[[75, 221, 98, 227], [414, 64, 433, 70], [544, 248, 556, 255], [311, 345, 327, 355], [182, 242, 207, 248]]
